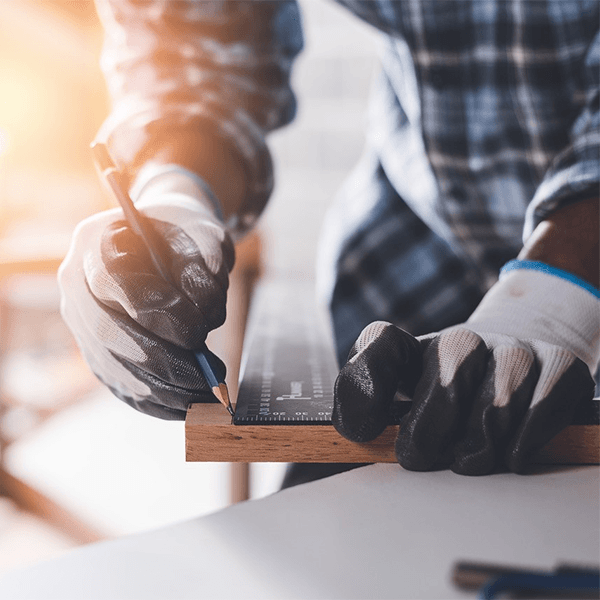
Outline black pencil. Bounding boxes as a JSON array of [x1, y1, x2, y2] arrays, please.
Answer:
[[91, 142, 233, 417]]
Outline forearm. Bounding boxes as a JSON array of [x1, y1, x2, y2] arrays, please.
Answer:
[[519, 197, 599, 288], [95, 0, 303, 233]]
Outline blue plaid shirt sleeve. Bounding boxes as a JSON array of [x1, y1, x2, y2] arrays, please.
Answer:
[[94, 0, 303, 235], [526, 29, 600, 237]]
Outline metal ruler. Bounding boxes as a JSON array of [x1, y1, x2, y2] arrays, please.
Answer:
[[233, 279, 599, 427], [233, 280, 339, 424]]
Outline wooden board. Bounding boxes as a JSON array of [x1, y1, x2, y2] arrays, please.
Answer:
[[186, 403, 600, 464]]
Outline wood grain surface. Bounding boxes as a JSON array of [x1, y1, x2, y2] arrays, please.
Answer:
[[185, 403, 599, 464]]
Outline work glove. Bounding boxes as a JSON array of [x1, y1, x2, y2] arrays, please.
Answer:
[[333, 261, 599, 474], [59, 165, 235, 420]]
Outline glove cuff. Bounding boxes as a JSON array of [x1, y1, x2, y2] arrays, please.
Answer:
[[467, 261, 600, 373], [501, 259, 600, 298], [130, 163, 225, 223]]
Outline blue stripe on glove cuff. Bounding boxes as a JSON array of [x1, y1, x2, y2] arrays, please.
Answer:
[[501, 260, 600, 299]]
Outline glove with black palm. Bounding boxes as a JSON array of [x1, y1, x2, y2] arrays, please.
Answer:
[[59, 166, 234, 419], [333, 263, 598, 474]]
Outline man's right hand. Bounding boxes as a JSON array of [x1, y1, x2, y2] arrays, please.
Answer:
[[58, 170, 235, 419]]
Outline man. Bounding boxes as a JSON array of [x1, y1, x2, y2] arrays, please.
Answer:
[[59, 0, 598, 476]]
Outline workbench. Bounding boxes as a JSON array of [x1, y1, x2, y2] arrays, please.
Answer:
[[0, 464, 597, 599]]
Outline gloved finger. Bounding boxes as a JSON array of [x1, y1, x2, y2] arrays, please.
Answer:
[[61, 245, 220, 414], [450, 335, 537, 475], [103, 299, 223, 391], [122, 400, 187, 421], [95, 370, 189, 421], [396, 327, 488, 471], [333, 322, 422, 442], [505, 343, 596, 474], [60, 222, 155, 402], [144, 199, 236, 275], [86, 219, 229, 349], [109, 355, 220, 419]]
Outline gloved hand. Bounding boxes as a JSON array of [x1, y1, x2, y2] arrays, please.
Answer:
[[59, 165, 235, 419], [333, 262, 599, 474]]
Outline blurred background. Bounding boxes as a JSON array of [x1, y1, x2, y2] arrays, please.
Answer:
[[0, 0, 380, 575]]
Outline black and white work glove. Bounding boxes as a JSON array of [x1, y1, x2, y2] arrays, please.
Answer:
[[333, 261, 599, 474], [59, 165, 234, 419]]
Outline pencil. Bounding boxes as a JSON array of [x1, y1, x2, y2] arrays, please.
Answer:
[[91, 142, 234, 417]]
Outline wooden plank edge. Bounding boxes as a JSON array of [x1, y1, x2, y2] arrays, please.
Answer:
[[185, 404, 599, 465]]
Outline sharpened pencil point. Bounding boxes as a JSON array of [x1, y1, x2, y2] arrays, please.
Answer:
[[212, 384, 234, 415], [219, 383, 234, 416]]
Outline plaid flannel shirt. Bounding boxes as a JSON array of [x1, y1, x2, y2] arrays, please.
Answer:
[[95, 0, 599, 363]]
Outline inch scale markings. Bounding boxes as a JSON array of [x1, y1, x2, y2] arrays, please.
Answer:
[[234, 280, 338, 425]]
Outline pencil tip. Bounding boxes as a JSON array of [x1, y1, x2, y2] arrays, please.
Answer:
[[219, 383, 235, 416], [212, 383, 234, 415]]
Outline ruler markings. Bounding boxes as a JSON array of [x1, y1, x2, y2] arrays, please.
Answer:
[[234, 281, 337, 425]]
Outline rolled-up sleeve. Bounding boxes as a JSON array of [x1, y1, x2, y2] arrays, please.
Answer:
[[525, 29, 600, 239], [94, 0, 303, 234]]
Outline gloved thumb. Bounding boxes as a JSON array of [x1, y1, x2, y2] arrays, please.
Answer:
[[333, 322, 422, 442]]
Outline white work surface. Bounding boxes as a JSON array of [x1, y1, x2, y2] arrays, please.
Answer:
[[1, 464, 598, 599]]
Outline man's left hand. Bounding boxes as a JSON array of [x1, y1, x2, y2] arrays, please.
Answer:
[[333, 265, 598, 475]]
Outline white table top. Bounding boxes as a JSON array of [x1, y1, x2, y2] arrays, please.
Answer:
[[1, 464, 598, 599]]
